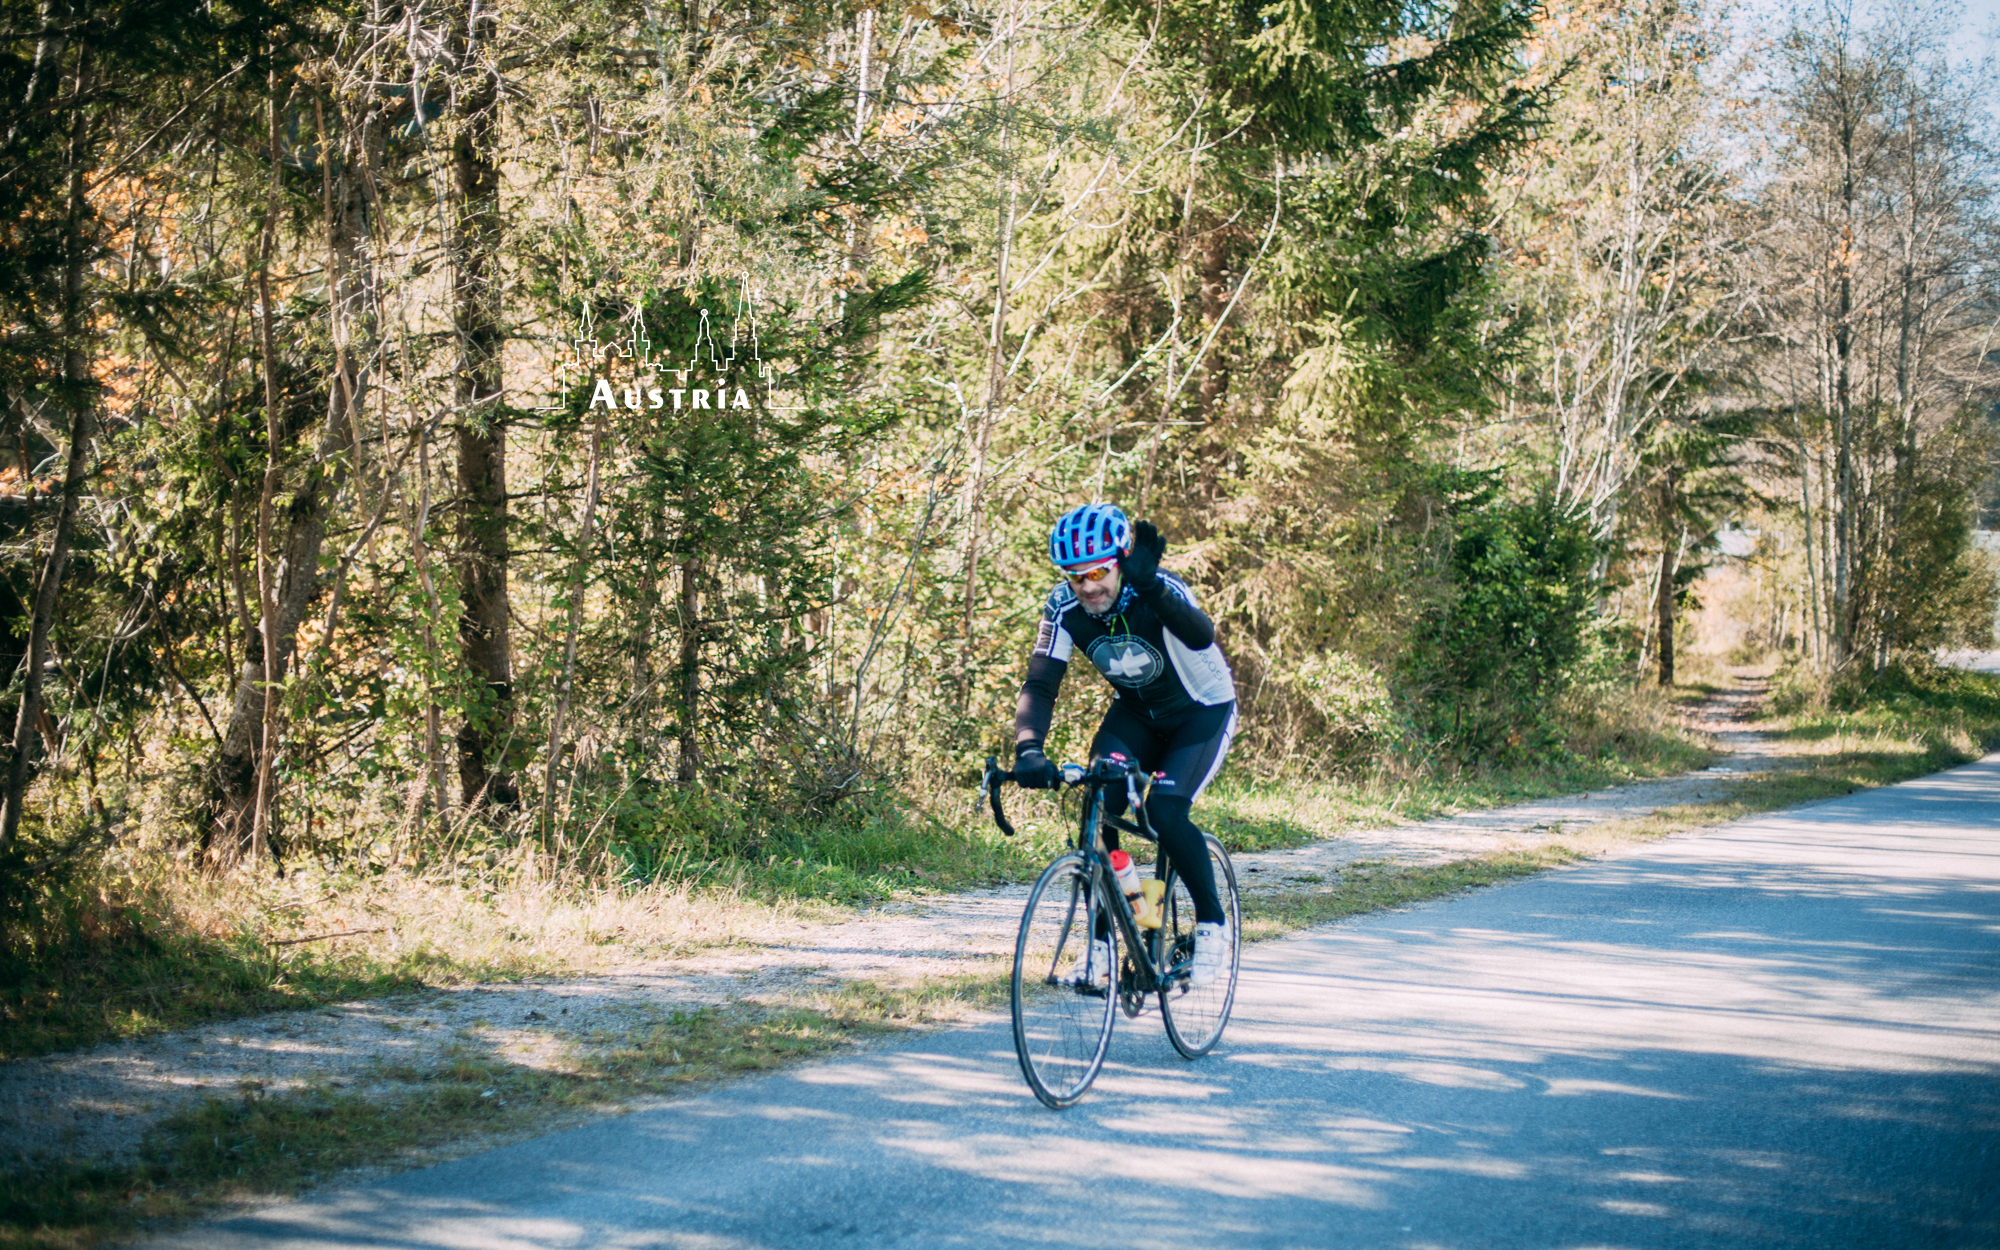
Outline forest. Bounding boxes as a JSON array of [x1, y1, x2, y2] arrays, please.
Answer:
[[0, 0, 1996, 908]]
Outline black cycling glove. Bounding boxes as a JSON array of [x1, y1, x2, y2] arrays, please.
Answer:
[[1014, 745, 1060, 790], [1119, 520, 1167, 598]]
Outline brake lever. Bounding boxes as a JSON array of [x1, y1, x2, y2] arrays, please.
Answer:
[[982, 757, 1016, 838]]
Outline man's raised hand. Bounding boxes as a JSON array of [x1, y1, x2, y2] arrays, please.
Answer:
[[1120, 520, 1167, 596]]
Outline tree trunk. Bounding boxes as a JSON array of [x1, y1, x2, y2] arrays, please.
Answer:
[[2, 44, 96, 848], [677, 553, 701, 784], [207, 421, 354, 864], [1195, 221, 1230, 422], [1829, 103, 1858, 668], [1655, 476, 1678, 687], [1, 44, 97, 850], [542, 415, 604, 834], [956, 0, 1018, 700], [675, 403, 702, 784], [249, 69, 286, 866], [1796, 424, 1824, 664], [205, 94, 374, 867], [452, 0, 514, 811]]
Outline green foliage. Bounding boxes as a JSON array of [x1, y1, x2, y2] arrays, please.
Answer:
[[1828, 658, 2000, 722], [0, 0, 1985, 963], [1103, 0, 1542, 159], [1864, 459, 1999, 655], [1401, 475, 1598, 757], [517, 276, 931, 822]]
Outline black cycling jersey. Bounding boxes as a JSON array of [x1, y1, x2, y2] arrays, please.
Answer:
[[1013, 571, 1236, 755], [1015, 568, 1237, 929]]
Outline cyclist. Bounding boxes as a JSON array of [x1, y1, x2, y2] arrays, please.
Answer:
[[1012, 503, 1237, 987]]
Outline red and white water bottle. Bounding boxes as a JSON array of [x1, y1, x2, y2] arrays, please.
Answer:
[[1109, 850, 1143, 901], [1110, 850, 1161, 928]]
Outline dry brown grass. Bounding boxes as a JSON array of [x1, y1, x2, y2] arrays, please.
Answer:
[[2, 844, 821, 1059]]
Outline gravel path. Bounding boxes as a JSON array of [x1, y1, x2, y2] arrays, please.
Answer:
[[1232, 674, 1777, 894], [2, 677, 1770, 1170]]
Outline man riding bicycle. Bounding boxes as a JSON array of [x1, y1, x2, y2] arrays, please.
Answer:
[[1012, 503, 1237, 987]]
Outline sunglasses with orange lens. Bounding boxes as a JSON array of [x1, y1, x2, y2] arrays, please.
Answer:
[[1065, 565, 1116, 585]]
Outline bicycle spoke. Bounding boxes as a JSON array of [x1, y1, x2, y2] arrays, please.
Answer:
[[1158, 833, 1240, 1059], [1012, 855, 1117, 1107]]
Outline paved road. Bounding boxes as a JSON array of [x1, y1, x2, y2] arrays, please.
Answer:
[[154, 758, 2000, 1250], [1940, 649, 2000, 675]]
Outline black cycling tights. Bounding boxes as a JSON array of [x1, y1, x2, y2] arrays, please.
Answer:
[[1102, 792, 1225, 927]]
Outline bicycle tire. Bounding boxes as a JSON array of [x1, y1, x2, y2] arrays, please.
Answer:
[[1011, 853, 1118, 1107], [1157, 832, 1240, 1059]]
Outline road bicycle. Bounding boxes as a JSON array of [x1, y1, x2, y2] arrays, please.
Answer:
[[981, 753, 1241, 1108]]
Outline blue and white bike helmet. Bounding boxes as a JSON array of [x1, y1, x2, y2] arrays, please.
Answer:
[[1049, 503, 1131, 570]]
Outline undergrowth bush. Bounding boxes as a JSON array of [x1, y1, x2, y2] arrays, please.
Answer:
[[1399, 482, 1599, 763], [0, 843, 426, 1060], [1767, 655, 1831, 716], [607, 777, 1047, 897]]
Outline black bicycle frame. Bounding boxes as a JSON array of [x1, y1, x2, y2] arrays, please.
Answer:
[[983, 755, 1188, 996]]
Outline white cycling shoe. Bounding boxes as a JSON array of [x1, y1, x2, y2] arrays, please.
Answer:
[[1079, 938, 1114, 989], [1190, 922, 1229, 988]]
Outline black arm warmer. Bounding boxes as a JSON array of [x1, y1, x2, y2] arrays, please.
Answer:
[[1139, 582, 1217, 650], [1013, 653, 1066, 752]]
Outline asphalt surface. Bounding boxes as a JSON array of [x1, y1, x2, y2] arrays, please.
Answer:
[[1941, 649, 2000, 675], [150, 757, 2000, 1250]]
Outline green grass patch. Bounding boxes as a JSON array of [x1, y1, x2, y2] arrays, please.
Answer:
[[1774, 663, 2000, 748], [679, 815, 1056, 902], [610, 785, 1062, 903]]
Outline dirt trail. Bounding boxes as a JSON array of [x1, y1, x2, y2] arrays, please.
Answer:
[[3, 674, 1772, 1169], [1234, 673, 1777, 893]]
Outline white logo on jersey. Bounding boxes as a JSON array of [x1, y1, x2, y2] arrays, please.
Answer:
[[1086, 636, 1165, 688], [1107, 649, 1149, 679]]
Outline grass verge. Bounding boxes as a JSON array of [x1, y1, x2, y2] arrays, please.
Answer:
[[0, 862, 808, 1061], [1202, 726, 1711, 855]]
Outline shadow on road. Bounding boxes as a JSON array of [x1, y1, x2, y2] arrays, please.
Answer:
[[157, 759, 2000, 1250]]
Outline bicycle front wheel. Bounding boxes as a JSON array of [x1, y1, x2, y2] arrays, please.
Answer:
[[1011, 853, 1117, 1108], [1158, 832, 1240, 1059]]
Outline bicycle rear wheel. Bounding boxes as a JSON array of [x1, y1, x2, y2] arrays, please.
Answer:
[[1011, 853, 1117, 1108], [1158, 832, 1240, 1059]]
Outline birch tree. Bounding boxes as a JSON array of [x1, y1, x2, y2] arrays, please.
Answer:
[[1756, 0, 2000, 669], [1499, 0, 1744, 544]]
